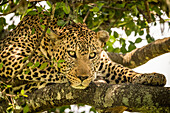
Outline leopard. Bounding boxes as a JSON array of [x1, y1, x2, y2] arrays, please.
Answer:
[[0, 12, 166, 94]]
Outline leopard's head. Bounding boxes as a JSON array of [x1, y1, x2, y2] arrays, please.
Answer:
[[49, 23, 109, 89]]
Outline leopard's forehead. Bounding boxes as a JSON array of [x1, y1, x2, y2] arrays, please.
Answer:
[[60, 24, 100, 53]]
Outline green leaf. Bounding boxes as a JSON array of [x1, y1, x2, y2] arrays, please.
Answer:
[[117, 22, 127, 26], [97, 2, 104, 10], [58, 59, 65, 63], [109, 36, 116, 43], [39, 14, 44, 18], [23, 105, 29, 113], [57, 63, 61, 68], [119, 38, 126, 46], [40, 62, 48, 70], [90, 106, 97, 113], [107, 46, 114, 52], [0, 25, 3, 32], [0, 63, 3, 69], [40, 19, 43, 23], [32, 62, 40, 69], [6, 105, 13, 113], [44, 11, 50, 16], [125, 29, 131, 36], [41, 25, 46, 30], [132, 5, 138, 15], [27, 11, 38, 15], [92, 7, 100, 12], [0, 17, 7, 26], [57, 60, 65, 68], [46, 1, 52, 7], [37, 6, 43, 13], [63, 4, 70, 14], [27, 62, 33, 67], [7, 85, 12, 88], [113, 47, 120, 53], [128, 41, 136, 51], [8, 24, 16, 30], [21, 89, 25, 95], [57, 20, 65, 26], [114, 31, 119, 38], [31, 28, 35, 35], [146, 34, 155, 43], [47, 28, 51, 34], [24, 69, 30, 74], [120, 45, 127, 54], [135, 38, 142, 43], [139, 30, 144, 36], [22, 57, 28, 62]]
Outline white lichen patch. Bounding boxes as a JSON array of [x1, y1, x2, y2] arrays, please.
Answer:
[[94, 88, 103, 105], [122, 97, 129, 106], [143, 92, 153, 106], [130, 61, 135, 67], [61, 89, 64, 93], [57, 92, 61, 100], [66, 92, 73, 99], [136, 97, 141, 105], [104, 88, 114, 107]]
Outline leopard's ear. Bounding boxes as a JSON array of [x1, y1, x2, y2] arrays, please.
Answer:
[[96, 30, 110, 47], [48, 29, 63, 41]]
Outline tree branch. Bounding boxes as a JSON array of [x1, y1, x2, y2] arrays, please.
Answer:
[[144, 0, 151, 23], [0, 0, 28, 16], [0, 82, 169, 112], [108, 37, 170, 68]]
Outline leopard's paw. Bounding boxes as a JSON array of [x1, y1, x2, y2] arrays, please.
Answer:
[[132, 73, 166, 86]]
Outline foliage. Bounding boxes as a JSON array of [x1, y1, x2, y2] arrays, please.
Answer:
[[0, 0, 169, 53], [0, 0, 169, 112]]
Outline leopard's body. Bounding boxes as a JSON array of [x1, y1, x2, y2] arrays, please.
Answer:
[[0, 13, 166, 94]]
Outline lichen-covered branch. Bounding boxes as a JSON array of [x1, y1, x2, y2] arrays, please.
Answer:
[[108, 37, 170, 68], [1, 83, 169, 113]]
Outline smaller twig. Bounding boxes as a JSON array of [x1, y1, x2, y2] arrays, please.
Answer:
[[0, 5, 17, 16], [83, 10, 90, 23], [72, 0, 78, 21], [0, 1, 9, 6], [102, 6, 132, 11], [3, 93, 16, 97], [37, 2, 48, 12], [0, 0, 26, 16], [65, 0, 71, 26], [137, 6, 148, 21], [144, 0, 151, 23], [88, 3, 132, 11], [51, 3, 56, 20]]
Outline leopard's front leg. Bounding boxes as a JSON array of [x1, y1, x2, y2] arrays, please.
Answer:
[[132, 72, 166, 86], [96, 51, 166, 86]]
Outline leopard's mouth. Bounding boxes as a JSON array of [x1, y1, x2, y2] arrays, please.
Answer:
[[69, 78, 92, 89], [71, 84, 87, 89]]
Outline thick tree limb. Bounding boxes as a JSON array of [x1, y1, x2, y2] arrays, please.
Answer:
[[107, 37, 170, 68], [0, 83, 169, 113]]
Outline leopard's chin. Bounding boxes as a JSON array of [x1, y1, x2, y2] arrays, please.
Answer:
[[71, 85, 87, 89]]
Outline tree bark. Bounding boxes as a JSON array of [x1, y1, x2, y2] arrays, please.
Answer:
[[1, 82, 169, 113], [107, 37, 170, 68]]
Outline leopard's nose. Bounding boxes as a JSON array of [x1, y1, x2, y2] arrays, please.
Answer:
[[77, 76, 88, 81]]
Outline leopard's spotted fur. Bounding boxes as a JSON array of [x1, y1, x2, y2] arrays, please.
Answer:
[[0, 13, 166, 94]]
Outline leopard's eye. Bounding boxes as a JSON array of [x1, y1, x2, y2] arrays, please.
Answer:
[[89, 52, 96, 59], [68, 51, 76, 58]]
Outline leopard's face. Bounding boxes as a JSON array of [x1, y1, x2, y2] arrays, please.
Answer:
[[50, 24, 109, 89]]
